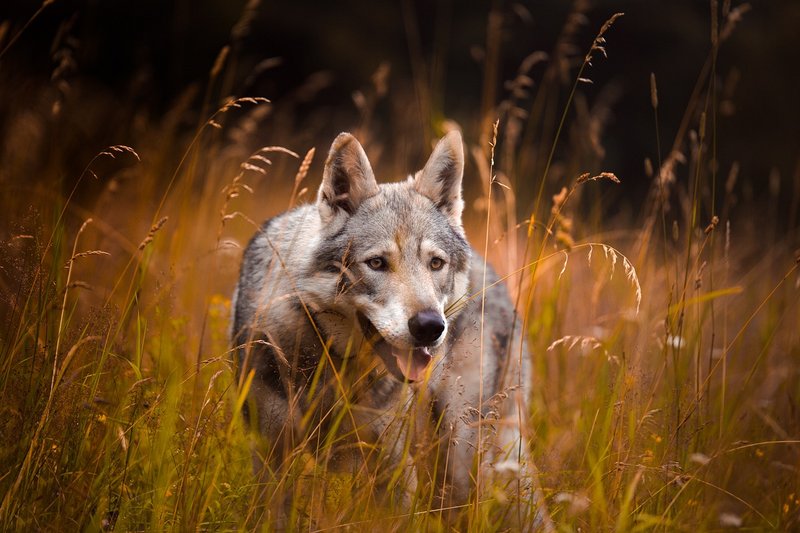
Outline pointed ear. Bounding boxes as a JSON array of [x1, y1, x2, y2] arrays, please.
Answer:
[[318, 133, 379, 222], [413, 130, 465, 227]]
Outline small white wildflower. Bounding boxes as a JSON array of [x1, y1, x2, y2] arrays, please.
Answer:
[[667, 335, 686, 349], [719, 512, 743, 528], [689, 452, 711, 465], [494, 460, 521, 474], [553, 492, 573, 503], [553, 492, 591, 515]]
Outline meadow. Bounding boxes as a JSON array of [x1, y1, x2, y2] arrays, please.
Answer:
[[1, 1, 798, 530]]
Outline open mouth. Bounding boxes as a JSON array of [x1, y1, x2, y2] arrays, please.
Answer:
[[356, 312, 434, 382]]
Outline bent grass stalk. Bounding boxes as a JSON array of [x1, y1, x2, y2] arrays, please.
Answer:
[[475, 119, 499, 524]]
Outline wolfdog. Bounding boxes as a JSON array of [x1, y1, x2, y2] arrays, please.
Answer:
[[231, 131, 551, 529]]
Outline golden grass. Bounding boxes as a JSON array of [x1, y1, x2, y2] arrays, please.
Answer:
[[1, 2, 798, 531]]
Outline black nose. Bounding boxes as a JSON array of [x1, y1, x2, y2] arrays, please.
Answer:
[[408, 309, 446, 345]]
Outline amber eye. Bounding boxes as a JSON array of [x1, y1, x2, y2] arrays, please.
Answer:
[[366, 257, 387, 271], [429, 257, 445, 271]]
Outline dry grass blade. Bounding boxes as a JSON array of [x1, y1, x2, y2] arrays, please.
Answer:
[[0, 0, 56, 61], [240, 162, 268, 174], [576, 171, 620, 184], [254, 145, 300, 158], [650, 72, 659, 109], [557, 250, 569, 280], [547, 335, 608, 358], [210, 45, 230, 78], [587, 243, 642, 314], [66, 250, 110, 267], [218, 96, 271, 114], [99, 145, 140, 161]]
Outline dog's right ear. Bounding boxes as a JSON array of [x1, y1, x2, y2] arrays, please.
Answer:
[[318, 133, 379, 223], [413, 130, 465, 229]]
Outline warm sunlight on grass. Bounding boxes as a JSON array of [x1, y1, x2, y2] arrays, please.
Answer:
[[1, 1, 798, 531]]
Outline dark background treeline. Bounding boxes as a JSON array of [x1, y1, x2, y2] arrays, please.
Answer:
[[1, 0, 798, 230]]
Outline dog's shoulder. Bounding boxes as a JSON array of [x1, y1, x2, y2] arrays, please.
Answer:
[[233, 205, 319, 336]]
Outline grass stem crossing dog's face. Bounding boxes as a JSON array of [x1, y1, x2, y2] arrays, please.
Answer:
[[310, 131, 471, 382]]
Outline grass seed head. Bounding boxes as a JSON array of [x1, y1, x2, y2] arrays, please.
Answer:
[[704, 215, 720, 234], [650, 72, 658, 109], [138, 216, 169, 250]]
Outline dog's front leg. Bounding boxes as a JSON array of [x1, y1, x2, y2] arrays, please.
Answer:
[[244, 379, 300, 530], [486, 410, 554, 532]]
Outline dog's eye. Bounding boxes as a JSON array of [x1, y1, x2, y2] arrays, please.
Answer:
[[366, 257, 387, 271], [429, 257, 445, 271]]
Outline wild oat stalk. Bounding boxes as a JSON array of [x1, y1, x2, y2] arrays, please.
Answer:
[[155, 96, 271, 222], [217, 145, 301, 243], [476, 119, 500, 522], [530, 12, 624, 224], [0, 0, 57, 61], [515, 14, 626, 405]]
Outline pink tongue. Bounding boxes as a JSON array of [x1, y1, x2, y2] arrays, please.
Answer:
[[394, 347, 432, 381]]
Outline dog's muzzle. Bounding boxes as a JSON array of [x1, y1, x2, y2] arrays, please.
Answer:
[[357, 311, 443, 382]]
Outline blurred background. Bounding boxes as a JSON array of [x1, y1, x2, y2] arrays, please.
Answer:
[[2, 0, 799, 228]]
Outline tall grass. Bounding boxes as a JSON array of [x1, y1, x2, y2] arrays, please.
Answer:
[[1, 1, 799, 531]]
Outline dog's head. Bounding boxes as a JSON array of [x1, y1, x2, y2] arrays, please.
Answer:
[[311, 131, 470, 382]]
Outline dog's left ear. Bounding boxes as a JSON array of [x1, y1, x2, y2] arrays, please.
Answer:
[[414, 130, 465, 229], [318, 133, 379, 224]]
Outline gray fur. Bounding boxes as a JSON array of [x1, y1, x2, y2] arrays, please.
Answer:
[[232, 131, 551, 529]]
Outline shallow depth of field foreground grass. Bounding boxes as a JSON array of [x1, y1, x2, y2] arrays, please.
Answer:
[[1, 2, 799, 531]]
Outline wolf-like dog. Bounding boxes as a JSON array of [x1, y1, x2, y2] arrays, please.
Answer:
[[232, 131, 551, 529]]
